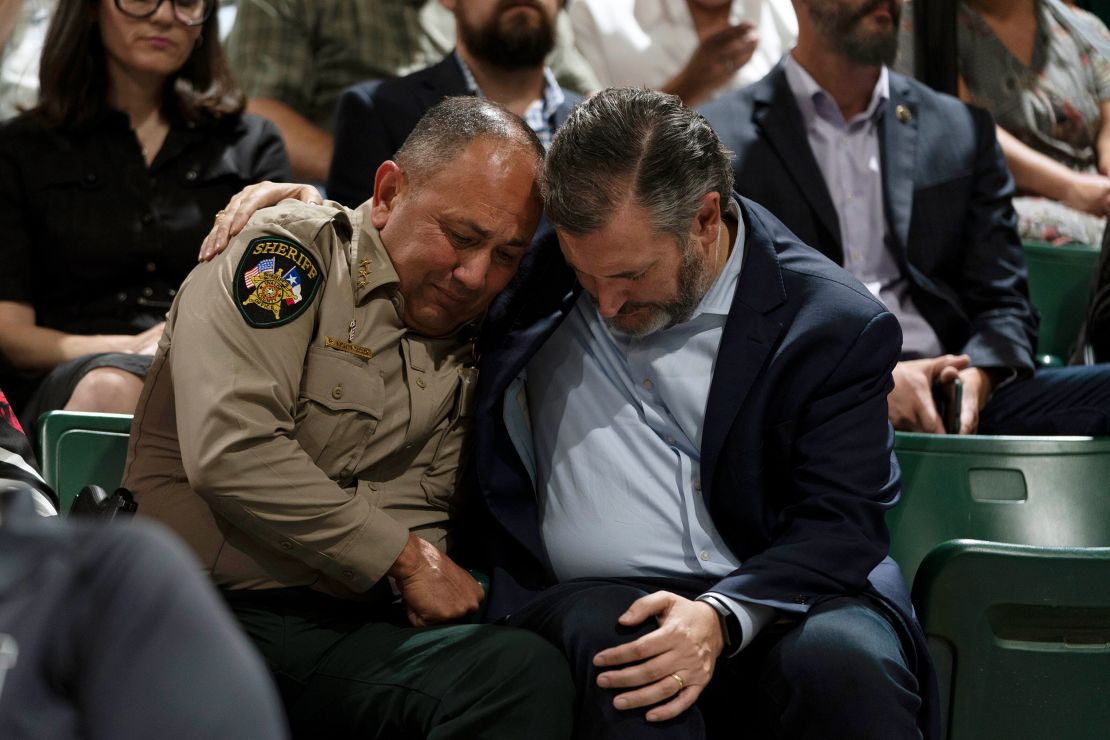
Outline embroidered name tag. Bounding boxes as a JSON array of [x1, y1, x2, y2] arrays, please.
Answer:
[[325, 336, 374, 360]]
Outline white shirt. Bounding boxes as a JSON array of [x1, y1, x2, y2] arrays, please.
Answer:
[[569, 0, 797, 101]]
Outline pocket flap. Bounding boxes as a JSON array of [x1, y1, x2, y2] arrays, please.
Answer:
[[300, 346, 385, 417]]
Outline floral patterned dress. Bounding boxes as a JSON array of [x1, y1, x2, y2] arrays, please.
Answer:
[[958, 0, 1110, 245]]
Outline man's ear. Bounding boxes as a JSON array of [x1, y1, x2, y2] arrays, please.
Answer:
[[691, 191, 723, 251], [370, 160, 405, 229]]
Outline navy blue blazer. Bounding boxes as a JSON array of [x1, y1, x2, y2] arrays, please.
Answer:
[[700, 64, 1038, 375], [325, 53, 580, 207], [468, 197, 939, 738]]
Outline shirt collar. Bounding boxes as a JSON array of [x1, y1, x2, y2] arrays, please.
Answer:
[[452, 50, 564, 121], [351, 200, 402, 304], [351, 200, 484, 340], [693, 197, 746, 319], [782, 52, 889, 130]]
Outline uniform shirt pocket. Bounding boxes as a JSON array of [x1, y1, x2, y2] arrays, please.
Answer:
[[296, 346, 385, 475]]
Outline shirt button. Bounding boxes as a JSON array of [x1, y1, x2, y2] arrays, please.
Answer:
[[116, 292, 127, 302], [666, 435, 676, 445], [145, 261, 157, 273], [141, 287, 153, 297], [342, 570, 354, 580], [693, 478, 702, 492], [168, 288, 176, 297], [794, 595, 809, 605], [642, 379, 654, 390], [700, 550, 711, 561], [280, 541, 292, 551], [366, 482, 378, 491], [332, 384, 344, 399], [415, 377, 426, 389], [185, 168, 199, 181]]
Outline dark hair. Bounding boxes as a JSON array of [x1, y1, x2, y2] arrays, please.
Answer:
[[394, 96, 545, 188], [542, 87, 735, 239], [33, 0, 244, 129]]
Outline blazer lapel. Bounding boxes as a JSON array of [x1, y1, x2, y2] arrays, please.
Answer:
[[751, 68, 844, 262], [880, 74, 919, 258], [701, 202, 788, 501], [419, 53, 472, 106]]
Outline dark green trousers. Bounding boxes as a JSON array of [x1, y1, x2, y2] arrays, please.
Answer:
[[225, 588, 574, 740]]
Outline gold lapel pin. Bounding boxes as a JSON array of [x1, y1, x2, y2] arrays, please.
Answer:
[[896, 104, 912, 123]]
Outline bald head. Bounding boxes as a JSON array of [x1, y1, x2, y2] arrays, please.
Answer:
[[393, 96, 546, 190]]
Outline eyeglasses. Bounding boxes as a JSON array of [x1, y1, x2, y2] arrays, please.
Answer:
[[113, 0, 214, 27]]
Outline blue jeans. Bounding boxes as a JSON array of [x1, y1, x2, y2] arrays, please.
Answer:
[[506, 578, 923, 740], [979, 364, 1110, 435]]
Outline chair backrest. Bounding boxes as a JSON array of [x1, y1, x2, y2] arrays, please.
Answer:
[[889, 432, 1110, 584], [38, 411, 134, 514], [914, 540, 1110, 740], [1022, 241, 1100, 363]]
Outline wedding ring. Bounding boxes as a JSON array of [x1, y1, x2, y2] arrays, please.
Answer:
[[670, 673, 685, 691]]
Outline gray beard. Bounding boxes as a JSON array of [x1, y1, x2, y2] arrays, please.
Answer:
[[604, 238, 714, 338]]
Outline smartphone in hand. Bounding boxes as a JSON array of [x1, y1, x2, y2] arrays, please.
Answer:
[[932, 377, 964, 435]]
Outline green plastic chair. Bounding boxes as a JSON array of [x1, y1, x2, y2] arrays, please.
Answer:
[[914, 540, 1110, 740], [889, 432, 1110, 585], [38, 411, 134, 514], [1022, 240, 1100, 365]]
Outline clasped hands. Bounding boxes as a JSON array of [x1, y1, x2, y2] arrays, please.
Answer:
[[594, 591, 725, 723]]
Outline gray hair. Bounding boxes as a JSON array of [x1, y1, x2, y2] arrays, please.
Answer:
[[542, 88, 734, 239], [394, 96, 545, 187]]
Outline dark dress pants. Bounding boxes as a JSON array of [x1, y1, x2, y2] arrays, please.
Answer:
[[978, 363, 1110, 435], [506, 578, 922, 740], [225, 587, 575, 740]]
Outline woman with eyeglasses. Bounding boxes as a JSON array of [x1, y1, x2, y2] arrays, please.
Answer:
[[0, 0, 289, 432]]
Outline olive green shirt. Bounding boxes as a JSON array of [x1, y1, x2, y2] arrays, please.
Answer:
[[123, 199, 477, 598]]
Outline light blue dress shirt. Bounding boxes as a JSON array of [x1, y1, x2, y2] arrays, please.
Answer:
[[519, 201, 775, 650], [781, 53, 943, 359]]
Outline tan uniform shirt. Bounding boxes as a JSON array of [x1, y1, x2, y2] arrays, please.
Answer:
[[123, 199, 477, 598]]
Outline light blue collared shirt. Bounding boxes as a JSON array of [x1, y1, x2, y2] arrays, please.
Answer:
[[781, 53, 942, 359], [454, 52, 565, 149], [521, 201, 774, 650]]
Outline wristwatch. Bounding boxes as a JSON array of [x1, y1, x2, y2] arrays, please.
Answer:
[[701, 595, 743, 651]]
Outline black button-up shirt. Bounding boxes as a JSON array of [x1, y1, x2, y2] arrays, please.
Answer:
[[0, 108, 289, 336]]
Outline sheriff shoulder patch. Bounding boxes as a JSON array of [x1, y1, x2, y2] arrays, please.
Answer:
[[234, 236, 323, 328]]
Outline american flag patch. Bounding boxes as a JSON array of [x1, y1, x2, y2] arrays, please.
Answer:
[[243, 257, 277, 288]]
